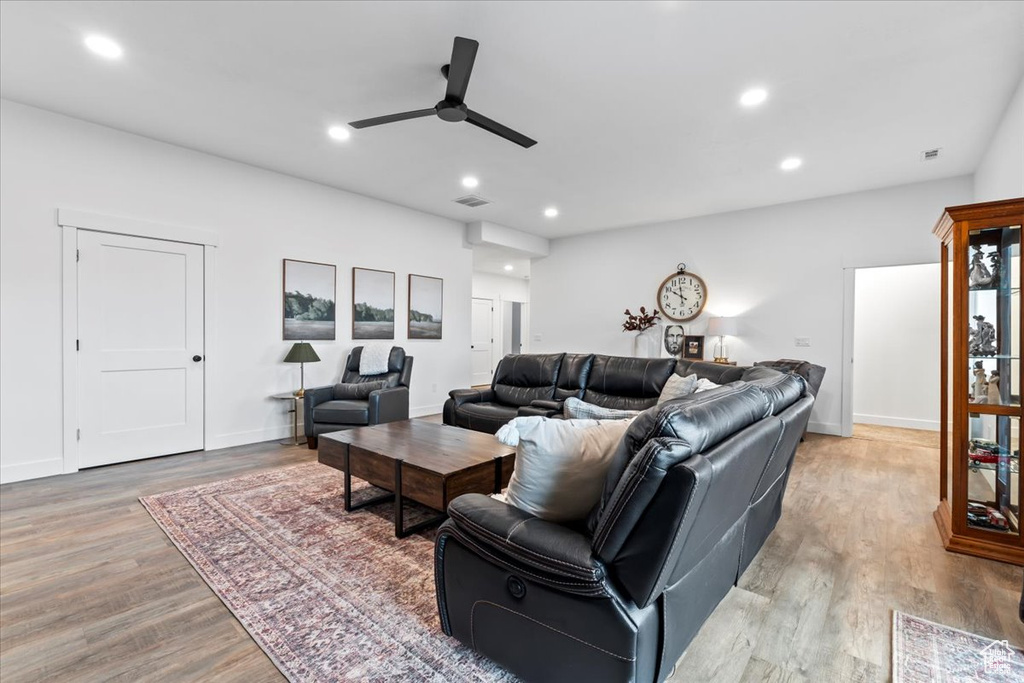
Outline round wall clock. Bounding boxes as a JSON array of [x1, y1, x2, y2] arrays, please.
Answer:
[[657, 263, 708, 322]]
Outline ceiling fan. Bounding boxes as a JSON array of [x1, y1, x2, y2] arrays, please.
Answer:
[[349, 37, 537, 149]]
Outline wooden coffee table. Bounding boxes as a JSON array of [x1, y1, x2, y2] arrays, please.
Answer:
[[318, 420, 515, 538]]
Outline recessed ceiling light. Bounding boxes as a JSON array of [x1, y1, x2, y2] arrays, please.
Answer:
[[739, 88, 768, 107], [327, 125, 351, 142], [504, 264, 514, 271], [779, 157, 802, 171], [84, 34, 123, 59], [462, 176, 479, 189], [544, 207, 559, 218]]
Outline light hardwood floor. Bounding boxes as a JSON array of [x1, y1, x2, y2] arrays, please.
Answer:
[[1, 425, 1021, 682]]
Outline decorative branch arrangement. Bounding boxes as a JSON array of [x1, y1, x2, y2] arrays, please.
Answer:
[[622, 306, 661, 332]]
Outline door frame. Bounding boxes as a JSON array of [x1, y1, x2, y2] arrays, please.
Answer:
[[471, 296, 495, 385], [840, 258, 938, 438], [59, 209, 219, 474]]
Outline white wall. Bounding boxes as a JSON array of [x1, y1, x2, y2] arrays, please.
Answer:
[[974, 75, 1024, 202], [0, 99, 473, 483], [852, 263, 940, 430], [529, 176, 973, 435], [472, 271, 531, 303]]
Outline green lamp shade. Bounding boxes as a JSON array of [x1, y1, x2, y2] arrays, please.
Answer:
[[284, 342, 320, 364]]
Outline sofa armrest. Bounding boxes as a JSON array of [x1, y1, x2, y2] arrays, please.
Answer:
[[444, 494, 605, 591], [530, 399, 564, 411], [302, 385, 335, 437], [448, 387, 495, 406], [368, 386, 409, 425], [517, 405, 559, 418], [515, 398, 564, 418]]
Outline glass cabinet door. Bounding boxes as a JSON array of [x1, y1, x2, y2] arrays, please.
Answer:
[[966, 225, 1020, 407], [964, 223, 1021, 539]]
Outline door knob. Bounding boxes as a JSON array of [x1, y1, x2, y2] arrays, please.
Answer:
[[192, 355, 203, 362]]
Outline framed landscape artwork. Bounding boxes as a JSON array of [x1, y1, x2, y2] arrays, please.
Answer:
[[283, 259, 336, 340], [352, 267, 395, 339], [408, 274, 443, 339], [683, 335, 705, 360]]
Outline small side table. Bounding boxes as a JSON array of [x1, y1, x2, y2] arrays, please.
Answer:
[[271, 392, 304, 446]]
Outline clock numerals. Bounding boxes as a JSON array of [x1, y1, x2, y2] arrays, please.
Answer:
[[657, 271, 707, 322]]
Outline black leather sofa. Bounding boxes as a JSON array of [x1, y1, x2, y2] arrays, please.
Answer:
[[444, 353, 759, 434], [303, 346, 413, 449], [435, 367, 813, 682]]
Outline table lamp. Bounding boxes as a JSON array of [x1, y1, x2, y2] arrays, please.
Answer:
[[707, 317, 738, 364], [284, 342, 320, 397]]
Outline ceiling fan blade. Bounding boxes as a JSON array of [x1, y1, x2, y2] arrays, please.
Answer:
[[445, 37, 479, 103], [465, 109, 537, 148], [349, 108, 436, 129]]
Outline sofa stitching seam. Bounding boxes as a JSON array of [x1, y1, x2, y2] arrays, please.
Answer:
[[450, 508, 598, 577], [454, 531, 604, 589], [470, 601, 636, 662]]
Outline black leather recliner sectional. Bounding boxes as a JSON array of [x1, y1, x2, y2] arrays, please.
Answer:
[[443, 353, 759, 433], [435, 366, 814, 682]]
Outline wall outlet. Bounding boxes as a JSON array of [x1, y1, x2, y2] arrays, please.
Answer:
[[431, 383, 438, 393], [795, 337, 811, 348], [533, 333, 543, 342]]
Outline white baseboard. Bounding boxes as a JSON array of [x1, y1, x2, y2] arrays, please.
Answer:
[[806, 421, 842, 436], [205, 423, 302, 451], [411, 404, 444, 417], [853, 414, 940, 431], [0, 457, 64, 485]]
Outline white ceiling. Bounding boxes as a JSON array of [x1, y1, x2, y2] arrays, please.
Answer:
[[1, 1, 1022, 240]]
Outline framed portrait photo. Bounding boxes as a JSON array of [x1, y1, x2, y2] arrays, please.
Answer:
[[408, 274, 443, 339], [283, 259, 336, 340], [352, 267, 395, 339], [683, 335, 705, 360]]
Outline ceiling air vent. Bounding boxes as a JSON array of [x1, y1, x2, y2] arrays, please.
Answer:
[[454, 194, 492, 208], [920, 148, 941, 161]]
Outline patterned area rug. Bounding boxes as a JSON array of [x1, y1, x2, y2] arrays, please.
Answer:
[[893, 611, 1024, 682], [140, 462, 516, 682]]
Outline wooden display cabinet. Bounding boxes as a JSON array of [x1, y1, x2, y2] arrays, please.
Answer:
[[934, 197, 1024, 565]]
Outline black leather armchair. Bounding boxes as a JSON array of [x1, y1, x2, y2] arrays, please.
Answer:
[[304, 346, 413, 449], [435, 371, 813, 682]]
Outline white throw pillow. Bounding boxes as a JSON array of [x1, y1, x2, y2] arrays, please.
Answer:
[[497, 416, 632, 522], [562, 397, 641, 420], [658, 373, 699, 403], [694, 377, 721, 393]]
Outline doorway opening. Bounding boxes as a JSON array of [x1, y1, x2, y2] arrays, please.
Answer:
[[845, 262, 940, 440]]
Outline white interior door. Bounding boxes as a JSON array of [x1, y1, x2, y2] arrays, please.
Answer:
[[471, 298, 494, 386], [78, 231, 205, 467]]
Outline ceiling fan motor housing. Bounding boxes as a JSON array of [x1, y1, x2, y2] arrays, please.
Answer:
[[436, 100, 468, 122]]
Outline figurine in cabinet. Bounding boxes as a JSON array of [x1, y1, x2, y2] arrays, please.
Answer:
[[987, 370, 1001, 405], [970, 246, 993, 288], [969, 315, 997, 356], [973, 362, 987, 401], [968, 246, 1002, 289]]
